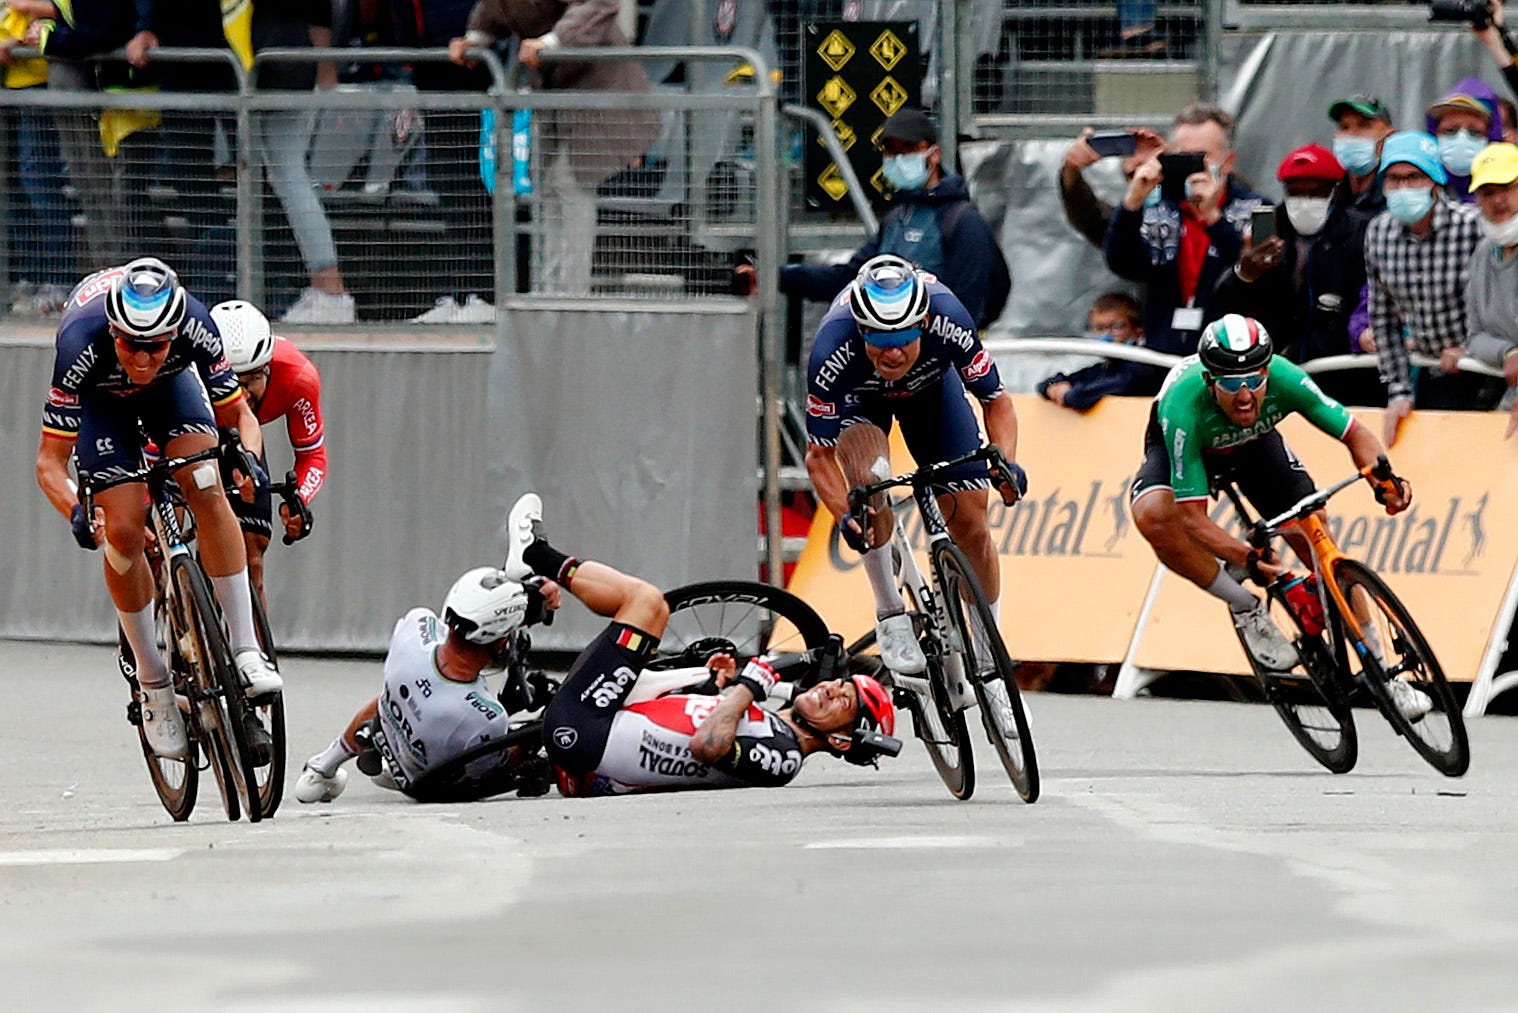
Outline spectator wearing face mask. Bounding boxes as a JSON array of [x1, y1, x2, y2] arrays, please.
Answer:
[[1427, 78, 1504, 203], [1450, 142, 1518, 437], [1214, 144, 1380, 406], [749, 108, 1011, 329], [1365, 131, 1494, 447], [1329, 94, 1394, 216], [1036, 291, 1160, 411]]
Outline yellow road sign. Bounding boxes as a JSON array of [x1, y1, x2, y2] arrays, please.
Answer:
[[818, 30, 856, 71], [870, 76, 909, 117], [817, 162, 849, 201], [823, 119, 858, 151], [869, 30, 907, 71], [817, 76, 856, 118]]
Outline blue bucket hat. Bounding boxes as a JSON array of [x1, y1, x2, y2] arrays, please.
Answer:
[[1378, 130, 1449, 185]]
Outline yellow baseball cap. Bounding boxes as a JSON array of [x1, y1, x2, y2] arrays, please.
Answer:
[[1470, 142, 1518, 190]]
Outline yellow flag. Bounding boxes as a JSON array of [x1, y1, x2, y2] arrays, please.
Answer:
[[221, 0, 254, 72], [1, 10, 48, 89], [100, 106, 163, 158]]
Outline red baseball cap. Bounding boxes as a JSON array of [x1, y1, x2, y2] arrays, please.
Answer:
[[1277, 144, 1345, 183]]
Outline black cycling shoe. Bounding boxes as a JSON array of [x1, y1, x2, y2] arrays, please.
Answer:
[[512, 752, 553, 798], [242, 712, 273, 767], [353, 721, 383, 776]]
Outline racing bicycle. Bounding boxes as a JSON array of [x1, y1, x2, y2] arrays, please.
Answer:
[[401, 580, 897, 801], [91, 446, 281, 822], [847, 445, 1038, 803], [1219, 457, 1470, 777]]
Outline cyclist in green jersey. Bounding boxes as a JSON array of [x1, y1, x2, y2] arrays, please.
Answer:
[[1129, 315, 1415, 686]]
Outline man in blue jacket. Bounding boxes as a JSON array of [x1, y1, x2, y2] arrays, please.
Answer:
[[747, 108, 1010, 330]]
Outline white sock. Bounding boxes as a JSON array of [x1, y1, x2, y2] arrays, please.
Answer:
[[1206, 567, 1260, 613], [212, 569, 259, 653], [118, 603, 170, 687], [988, 596, 1002, 625], [862, 547, 905, 616], [308, 738, 357, 778]]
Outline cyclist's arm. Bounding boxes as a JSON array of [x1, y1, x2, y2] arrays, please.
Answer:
[[215, 392, 263, 458], [1175, 498, 1253, 570], [688, 684, 758, 764], [284, 373, 328, 503], [805, 443, 852, 522], [35, 432, 78, 520], [982, 390, 1018, 460]]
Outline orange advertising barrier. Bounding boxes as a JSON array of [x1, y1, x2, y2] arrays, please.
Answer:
[[1128, 408, 1518, 684], [787, 394, 1159, 663]]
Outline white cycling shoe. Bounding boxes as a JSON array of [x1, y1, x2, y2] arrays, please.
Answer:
[[1384, 678, 1432, 723], [234, 648, 283, 699], [1233, 605, 1299, 671], [140, 683, 188, 760], [294, 764, 348, 803], [503, 492, 544, 581], [876, 611, 927, 675]]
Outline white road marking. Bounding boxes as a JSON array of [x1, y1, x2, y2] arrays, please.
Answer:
[[805, 835, 1008, 850], [0, 848, 184, 866]]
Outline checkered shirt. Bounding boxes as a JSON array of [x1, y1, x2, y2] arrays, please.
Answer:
[[1364, 197, 1483, 400]]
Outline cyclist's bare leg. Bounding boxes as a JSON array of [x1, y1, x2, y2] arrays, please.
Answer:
[[555, 560, 670, 638], [1131, 487, 1227, 586], [836, 424, 904, 616], [98, 482, 170, 685], [165, 432, 261, 654], [943, 486, 1000, 605], [243, 530, 271, 612]]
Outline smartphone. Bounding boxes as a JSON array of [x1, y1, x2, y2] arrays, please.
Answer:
[[1159, 152, 1206, 203], [1087, 131, 1138, 158], [1250, 206, 1277, 246]]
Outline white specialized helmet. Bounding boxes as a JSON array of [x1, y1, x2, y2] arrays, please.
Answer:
[[441, 567, 530, 645], [210, 300, 274, 373]]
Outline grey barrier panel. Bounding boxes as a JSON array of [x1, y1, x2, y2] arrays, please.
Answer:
[[489, 303, 757, 649], [1, 339, 495, 652]]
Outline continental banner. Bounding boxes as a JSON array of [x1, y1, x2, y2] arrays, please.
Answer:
[[789, 399, 1518, 682], [1131, 408, 1518, 683], [787, 394, 1158, 663]]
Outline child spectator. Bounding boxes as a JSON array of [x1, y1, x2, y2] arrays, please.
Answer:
[[1037, 292, 1160, 410]]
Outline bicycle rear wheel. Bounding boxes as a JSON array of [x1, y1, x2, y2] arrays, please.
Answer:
[[172, 557, 262, 821], [1239, 591, 1358, 774], [656, 581, 830, 668], [933, 543, 1039, 803], [250, 593, 286, 819], [1335, 560, 1469, 776]]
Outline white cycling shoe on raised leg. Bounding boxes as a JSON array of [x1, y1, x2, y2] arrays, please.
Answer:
[[876, 611, 927, 675], [1384, 678, 1432, 723], [1233, 605, 1299, 671], [235, 648, 283, 699], [140, 683, 188, 760], [294, 764, 348, 803], [503, 492, 544, 581]]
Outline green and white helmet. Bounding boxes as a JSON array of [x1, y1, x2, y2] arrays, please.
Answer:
[[1198, 314, 1273, 376]]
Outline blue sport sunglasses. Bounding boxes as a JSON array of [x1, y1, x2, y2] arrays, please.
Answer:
[[1213, 371, 1267, 394], [861, 327, 921, 349]]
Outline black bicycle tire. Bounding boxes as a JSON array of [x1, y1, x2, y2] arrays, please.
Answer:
[[167, 567, 238, 822], [250, 593, 286, 819], [933, 542, 1039, 803], [402, 721, 549, 800], [124, 623, 199, 821], [656, 581, 831, 665], [174, 557, 262, 821], [1240, 591, 1359, 774], [1334, 559, 1470, 777]]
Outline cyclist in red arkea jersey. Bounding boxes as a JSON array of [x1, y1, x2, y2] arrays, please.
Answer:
[[209, 301, 327, 605]]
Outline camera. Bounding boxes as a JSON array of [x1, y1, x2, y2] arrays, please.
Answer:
[[1429, 0, 1493, 29]]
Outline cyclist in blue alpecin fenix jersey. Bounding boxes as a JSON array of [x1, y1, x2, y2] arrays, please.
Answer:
[[804, 255, 1026, 677], [33, 258, 283, 760]]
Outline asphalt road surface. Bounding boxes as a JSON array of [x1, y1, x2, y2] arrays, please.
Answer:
[[5, 639, 1518, 1011]]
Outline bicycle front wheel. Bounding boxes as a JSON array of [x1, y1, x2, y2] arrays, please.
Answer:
[[656, 581, 830, 668], [933, 543, 1039, 803], [1240, 592, 1358, 774], [172, 557, 262, 821], [124, 625, 199, 821], [1335, 560, 1469, 777], [251, 593, 286, 819]]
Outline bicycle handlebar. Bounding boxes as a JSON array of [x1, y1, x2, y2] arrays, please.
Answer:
[[1251, 454, 1400, 536], [80, 445, 225, 499], [846, 444, 1008, 515], [268, 471, 312, 546]]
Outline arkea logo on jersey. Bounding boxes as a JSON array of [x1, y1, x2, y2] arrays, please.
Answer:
[[962, 349, 994, 381], [806, 394, 836, 418]]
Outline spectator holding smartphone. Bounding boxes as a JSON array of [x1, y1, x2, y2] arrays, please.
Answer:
[[1058, 125, 1165, 249], [1104, 103, 1265, 357], [1214, 144, 1381, 406]]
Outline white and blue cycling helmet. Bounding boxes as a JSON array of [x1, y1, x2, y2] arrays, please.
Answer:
[[105, 257, 187, 341], [849, 254, 930, 348]]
